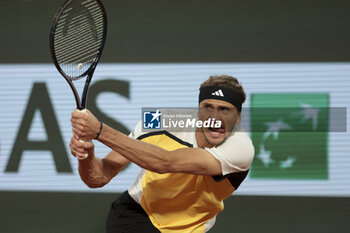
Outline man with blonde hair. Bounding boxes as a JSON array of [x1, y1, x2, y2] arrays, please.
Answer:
[[70, 75, 254, 232]]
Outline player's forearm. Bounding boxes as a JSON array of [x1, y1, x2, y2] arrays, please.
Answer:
[[78, 155, 112, 188], [98, 124, 171, 173]]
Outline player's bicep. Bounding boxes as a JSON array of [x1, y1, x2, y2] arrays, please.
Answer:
[[102, 150, 131, 179], [169, 148, 222, 176]]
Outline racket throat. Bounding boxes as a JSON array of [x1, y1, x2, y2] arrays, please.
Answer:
[[80, 74, 93, 109]]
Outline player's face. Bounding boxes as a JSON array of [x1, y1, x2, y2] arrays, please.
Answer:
[[197, 99, 241, 147]]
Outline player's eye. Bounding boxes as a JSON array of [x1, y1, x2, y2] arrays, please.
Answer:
[[205, 105, 214, 111], [219, 107, 231, 115]]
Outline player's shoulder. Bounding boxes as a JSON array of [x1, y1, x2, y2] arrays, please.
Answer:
[[217, 125, 255, 162], [204, 124, 254, 175]]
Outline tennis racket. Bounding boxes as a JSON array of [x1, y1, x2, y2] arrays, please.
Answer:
[[50, 0, 107, 159], [49, 0, 107, 110]]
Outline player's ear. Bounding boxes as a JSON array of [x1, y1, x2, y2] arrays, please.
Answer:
[[236, 112, 242, 124]]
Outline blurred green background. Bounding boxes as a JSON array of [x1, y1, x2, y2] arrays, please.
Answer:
[[1, 0, 350, 232]]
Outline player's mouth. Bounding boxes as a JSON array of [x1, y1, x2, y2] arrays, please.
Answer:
[[208, 126, 225, 138]]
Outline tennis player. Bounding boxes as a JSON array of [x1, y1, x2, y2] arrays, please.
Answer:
[[70, 75, 254, 233]]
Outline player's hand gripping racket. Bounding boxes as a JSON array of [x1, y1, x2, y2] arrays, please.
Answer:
[[49, 0, 107, 159]]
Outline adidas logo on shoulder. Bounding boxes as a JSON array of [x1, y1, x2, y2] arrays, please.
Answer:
[[211, 89, 224, 97]]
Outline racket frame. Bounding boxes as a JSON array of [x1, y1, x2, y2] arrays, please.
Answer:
[[49, 0, 107, 110]]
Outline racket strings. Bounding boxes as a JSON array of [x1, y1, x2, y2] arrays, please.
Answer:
[[53, 0, 105, 80], [57, 7, 102, 74], [55, 23, 103, 59]]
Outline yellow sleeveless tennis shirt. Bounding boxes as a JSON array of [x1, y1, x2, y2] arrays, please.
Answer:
[[128, 122, 254, 232]]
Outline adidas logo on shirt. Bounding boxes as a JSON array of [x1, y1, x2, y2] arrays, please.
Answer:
[[211, 89, 224, 97]]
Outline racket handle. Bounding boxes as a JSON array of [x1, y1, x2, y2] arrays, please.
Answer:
[[77, 109, 88, 160]]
